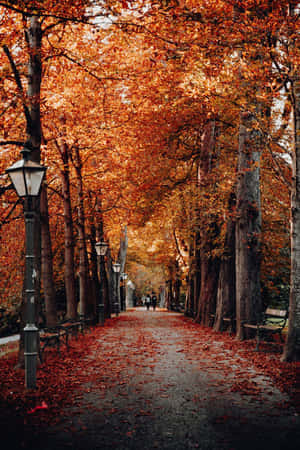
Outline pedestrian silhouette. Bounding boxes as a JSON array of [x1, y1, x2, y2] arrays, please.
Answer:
[[145, 294, 151, 311], [151, 293, 157, 311]]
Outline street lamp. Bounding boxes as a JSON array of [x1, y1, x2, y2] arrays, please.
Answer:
[[120, 273, 128, 311], [112, 263, 121, 316], [6, 147, 47, 389], [95, 240, 108, 325]]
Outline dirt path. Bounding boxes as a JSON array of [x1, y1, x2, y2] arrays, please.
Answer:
[[8, 309, 300, 449]]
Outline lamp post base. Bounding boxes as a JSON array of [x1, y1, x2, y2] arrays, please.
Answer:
[[114, 302, 119, 317], [24, 323, 38, 389], [98, 303, 105, 325]]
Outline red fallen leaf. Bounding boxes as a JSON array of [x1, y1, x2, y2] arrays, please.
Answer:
[[27, 401, 48, 414], [135, 410, 152, 416], [213, 415, 231, 424]]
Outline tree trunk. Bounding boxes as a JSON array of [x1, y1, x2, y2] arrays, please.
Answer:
[[196, 253, 219, 326], [72, 146, 92, 318], [40, 185, 57, 327], [193, 231, 201, 317], [235, 112, 262, 340], [166, 279, 173, 310], [174, 260, 181, 310], [60, 142, 77, 319], [195, 121, 219, 325], [89, 216, 100, 322], [185, 238, 196, 317], [118, 226, 128, 274], [118, 227, 128, 311], [214, 194, 236, 332], [106, 248, 114, 314], [282, 76, 300, 361]]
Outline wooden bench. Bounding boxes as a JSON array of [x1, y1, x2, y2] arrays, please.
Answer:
[[39, 326, 68, 361], [59, 319, 81, 340], [79, 316, 94, 333], [243, 308, 288, 351], [39, 316, 94, 360]]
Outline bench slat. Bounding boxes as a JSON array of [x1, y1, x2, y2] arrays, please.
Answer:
[[243, 308, 288, 351], [265, 308, 287, 317]]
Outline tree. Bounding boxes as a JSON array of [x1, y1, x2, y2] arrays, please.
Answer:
[[283, 74, 300, 361]]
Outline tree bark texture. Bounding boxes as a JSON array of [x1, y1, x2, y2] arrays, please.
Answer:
[[60, 142, 77, 319], [73, 146, 93, 318], [195, 121, 219, 325], [282, 76, 300, 361], [89, 217, 100, 323], [196, 255, 219, 326], [40, 186, 57, 327], [118, 226, 128, 274], [214, 195, 236, 332], [235, 113, 262, 340]]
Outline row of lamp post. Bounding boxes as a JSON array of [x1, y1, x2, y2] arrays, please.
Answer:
[[113, 262, 121, 316], [5, 147, 127, 389], [94, 240, 108, 325], [94, 242, 123, 321]]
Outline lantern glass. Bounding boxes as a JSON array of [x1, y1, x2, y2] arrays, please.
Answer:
[[113, 263, 121, 273], [6, 158, 46, 198], [95, 241, 108, 256]]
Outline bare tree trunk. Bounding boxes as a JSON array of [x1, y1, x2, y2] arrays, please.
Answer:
[[214, 194, 236, 332], [40, 185, 57, 327], [235, 112, 262, 340], [89, 213, 100, 322], [118, 226, 128, 274], [72, 146, 92, 318], [185, 237, 196, 317], [196, 253, 219, 326], [282, 76, 300, 361], [106, 247, 114, 314], [193, 231, 201, 317], [118, 227, 128, 311], [195, 121, 219, 325], [174, 260, 181, 310], [60, 142, 77, 319], [166, 278, 173, 310]]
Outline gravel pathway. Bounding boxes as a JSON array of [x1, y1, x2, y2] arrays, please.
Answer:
[[23, 310, 300, 449]]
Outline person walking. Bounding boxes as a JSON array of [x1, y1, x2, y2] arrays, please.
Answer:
[[145, 294, 151, 311], [151, 293, 157, 311]]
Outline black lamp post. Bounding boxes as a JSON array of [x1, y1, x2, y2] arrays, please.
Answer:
[[6, 147, 46, 389], [112, 263, 121, 316], [95, 240, 108, 325], [120, 273, 128, 312]]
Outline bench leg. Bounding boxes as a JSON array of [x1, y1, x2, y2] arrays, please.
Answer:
[[64, 332, 69, 350], [279, 331, 284, 343], [39, 348, 44, 363], [255, 330, 260, 351]]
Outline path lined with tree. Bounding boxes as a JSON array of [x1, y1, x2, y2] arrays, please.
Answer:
[[1, 309, 299, 449], [1, 0, 300, 399]]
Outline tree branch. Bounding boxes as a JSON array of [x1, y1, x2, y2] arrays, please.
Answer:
[[0, 140, 25, 147], [2, 45, 32, 132]]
